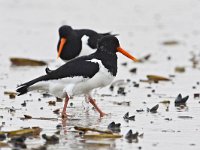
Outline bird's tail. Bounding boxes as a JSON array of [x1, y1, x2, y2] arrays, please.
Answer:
[[16, 75, 49, 96], [101, 32, 111, 36]]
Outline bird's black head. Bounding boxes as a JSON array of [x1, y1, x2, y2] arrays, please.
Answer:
[[57, 25, 83, 60], [58, 25, 73, 38], [97, 35, 119, 54], [97, 35, 138, 62]]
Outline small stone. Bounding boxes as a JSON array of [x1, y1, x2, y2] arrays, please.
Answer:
[[56, 97, 63, 102], [147, 94, 151, 97], [9, 94, 16, 99], [194, 93, 200, 99], [121, 62, 127, 66], [175, 67, 185, 73], [70, 102, 73, 107], [133, 83, 139, 87], [129, 68, 137, 74], [0, 133, 6, 141], [48, 101, 56, 106], [56, 124, 62, 129], [149, 104, 159, 113], [21, 101, 26, 107], [167, 56, 171, 60], [117, 87, 126, 96]]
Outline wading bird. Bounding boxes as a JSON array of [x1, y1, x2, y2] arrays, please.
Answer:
[[17, 35, 138, 118]]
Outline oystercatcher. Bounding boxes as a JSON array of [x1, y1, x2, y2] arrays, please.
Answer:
[[56, 25, 111, 61], [17, 35, 138, 118]]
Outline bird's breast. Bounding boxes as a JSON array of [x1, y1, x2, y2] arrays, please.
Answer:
[[72, 59, 115, 95]]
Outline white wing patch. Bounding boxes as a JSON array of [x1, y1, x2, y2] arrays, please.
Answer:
[[79, 35, 94, 57]]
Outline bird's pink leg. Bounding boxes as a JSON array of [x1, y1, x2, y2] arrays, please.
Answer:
[[62, 94, 69, 118], [88, 96, 106, 117]]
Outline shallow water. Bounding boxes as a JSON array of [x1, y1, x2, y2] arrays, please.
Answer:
[[0, 0, 200, 149]]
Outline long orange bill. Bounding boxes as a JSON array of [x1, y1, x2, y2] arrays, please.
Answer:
[[57, 38, 67, 59], [117, 47, 138, 62]]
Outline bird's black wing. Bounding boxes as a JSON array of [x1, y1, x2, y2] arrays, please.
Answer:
[[17, 55, 99, 95], [45, 55, 100, 80]]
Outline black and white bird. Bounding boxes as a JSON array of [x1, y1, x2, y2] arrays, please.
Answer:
[[17, 35, 138, 118], [56, 25, 112, 62]]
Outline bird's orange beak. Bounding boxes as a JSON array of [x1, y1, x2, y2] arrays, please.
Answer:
[[117, 47, 138, 62], [57, 38, 67, 59]]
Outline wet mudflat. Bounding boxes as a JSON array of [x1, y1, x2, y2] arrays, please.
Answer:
[[1, 0, 200, 149]]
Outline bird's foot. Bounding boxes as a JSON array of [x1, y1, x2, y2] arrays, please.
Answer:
[[61, 112, 68, 119], [100, 112, 107, 118]]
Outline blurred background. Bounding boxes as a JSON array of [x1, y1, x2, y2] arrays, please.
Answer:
[[1, 0, 199, 61], [0, 1, 200, 149]]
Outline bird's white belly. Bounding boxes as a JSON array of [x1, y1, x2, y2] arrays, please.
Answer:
[[72, 59, 115, 95], [48, 77, 86, 98], [30, 59, 115, 98]]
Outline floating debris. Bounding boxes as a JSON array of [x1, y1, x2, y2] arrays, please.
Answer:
[[53, 109, 60, 114], [123, 112, 135, 121], [138, 54, 151, 63], [110, 80, 127, 91], [133, 83, 139, 87], [10, 57, 47, 66], [83, 133, 122, 139], [136, 109, 144, 113], [113, 101, 130, 106], [147, 94, 151, 97], [56, 97, 63, 102], [42, 134, 59, 144], [167, 56, 172, 61], [194, 93, 200, 99], [32, 145, 47, 150], [107, 122, 121, 132], [178, 116, 193, 119], [125, 130, 139, 143], [121, 62, 127, 66], [0, 142, 9, 148], [48, 101, 56, 106], [175, 67, 185, 73], [42, 93, 52, 98], [147, 104, 159, 113], [147, 75, 171, 82], [123, 112, 129, 119], [4, 91, 17, 99], [117, 87, 126, 96], [165, 118, 172, 121], [0, 133, 6, 141], [24, 114, 32, 119], [175, 94, 189, 105], [9, 136, 27, 149], [69, 102, 73, 107], [56, 124, 62, 129], [3, 127, 42, 137], [190, 54, 199, 68], [160, 100, 170, 104], [74, 126, 112, 134], [20, 116, 58, 121], [21, 101, 26, 107], [129, 68, 137, 74], [162, 40, 179, 45]]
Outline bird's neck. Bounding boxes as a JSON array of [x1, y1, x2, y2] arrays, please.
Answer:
[[76, 29, 96, 38], [94, 51, 118, 76]]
